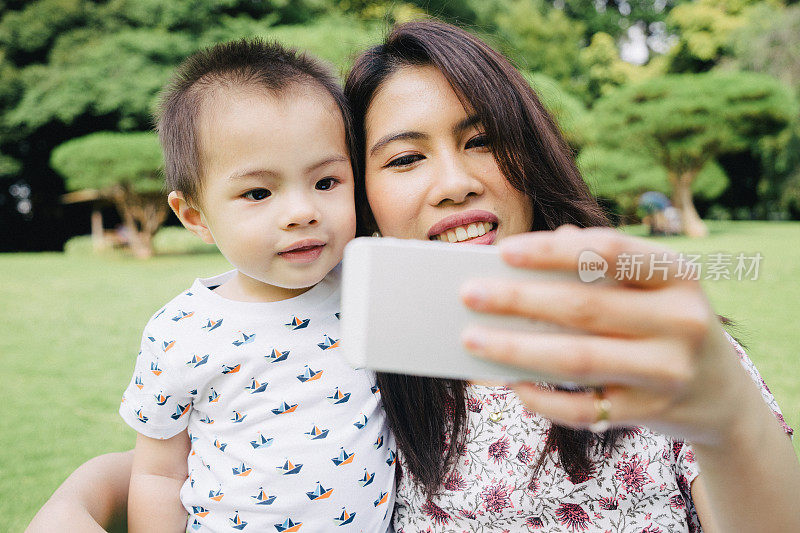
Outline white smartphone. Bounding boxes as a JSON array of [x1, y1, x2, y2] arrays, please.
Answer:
[[341, 237, 577, 382]]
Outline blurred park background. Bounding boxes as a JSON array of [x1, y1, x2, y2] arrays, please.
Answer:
[[1, 0, 799, 530]]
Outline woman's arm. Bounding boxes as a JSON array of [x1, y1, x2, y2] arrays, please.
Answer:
[[26, 450, 134, 533], [128, 431, 190, 533], [460, 226, 800, 532]]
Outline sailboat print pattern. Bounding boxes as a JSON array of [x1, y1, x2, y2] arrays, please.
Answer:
[[119, 268, 394, 532]]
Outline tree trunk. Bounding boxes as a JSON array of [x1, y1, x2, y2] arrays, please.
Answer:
[[90, 209, 106, 252], [110, 185, 169, 259], [670, 170, 708, 238]]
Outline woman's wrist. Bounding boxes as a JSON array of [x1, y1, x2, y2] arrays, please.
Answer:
[[693, 350, 776, 456]]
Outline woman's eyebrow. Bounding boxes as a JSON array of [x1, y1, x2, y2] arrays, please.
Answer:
[[368, 115, 481, 157], [369, 131, 427, 156], [454, 114, 481, 135]]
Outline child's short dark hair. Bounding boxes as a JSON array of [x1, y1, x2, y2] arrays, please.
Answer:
[[157, 38, 353, 205]]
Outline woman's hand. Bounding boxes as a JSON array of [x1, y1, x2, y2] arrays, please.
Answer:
[[461, 225, 800, 532], [460, 225, 761, 446]]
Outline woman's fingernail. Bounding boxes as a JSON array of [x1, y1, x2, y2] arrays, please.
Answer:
[[500, 241, 527, 266], [461, 282, 489, 308], [461, 328, 486, 351]]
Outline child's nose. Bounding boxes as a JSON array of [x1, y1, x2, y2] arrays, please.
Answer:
[[282, 195, 319, 229]]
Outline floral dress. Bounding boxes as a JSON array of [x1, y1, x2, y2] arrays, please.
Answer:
[[393, 336, 792, 533]]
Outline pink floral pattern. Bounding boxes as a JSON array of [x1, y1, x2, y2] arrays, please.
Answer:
[[394, 338, 792, 532]]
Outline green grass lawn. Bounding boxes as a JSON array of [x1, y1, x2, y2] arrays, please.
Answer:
[[1, 221, 798, 531]]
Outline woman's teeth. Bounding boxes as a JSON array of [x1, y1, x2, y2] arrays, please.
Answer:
[[433, 222, 495, 242]]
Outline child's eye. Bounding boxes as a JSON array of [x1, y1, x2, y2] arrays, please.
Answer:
[[315, 177, 338, 191], [465, 134, 490, 150], [385, 154, 424, 168], [243, 188, 271, 200]]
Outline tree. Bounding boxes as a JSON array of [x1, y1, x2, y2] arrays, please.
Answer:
[[578, 32, 638, 101], [477, 0, 586, 91], [522, 71, 591, 149], [577, 145, 728, 220], [558, 0, 689, 45], [0, 0, 382, 251], [723, 4, 800, 216], [665, 0, 758, 73], [51, 132, 166, 258], [589, 71, 796, 236]]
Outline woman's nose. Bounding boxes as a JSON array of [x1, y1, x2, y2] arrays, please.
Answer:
[[429, 156, 485, 206]]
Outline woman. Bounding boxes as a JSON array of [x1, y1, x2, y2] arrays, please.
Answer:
[[28, 20, 799, 532], [344, 21, 798, 532]]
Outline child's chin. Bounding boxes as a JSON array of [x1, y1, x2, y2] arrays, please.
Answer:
[[274, 273, 328, 291]]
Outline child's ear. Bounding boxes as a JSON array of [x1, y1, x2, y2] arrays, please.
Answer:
[[168, 191, 215, 244]]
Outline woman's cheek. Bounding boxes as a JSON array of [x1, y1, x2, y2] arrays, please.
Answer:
[[368, 164, 434, 240], [368, 194, 403, 238]]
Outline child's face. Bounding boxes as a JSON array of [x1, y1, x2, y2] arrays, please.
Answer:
[[194, 85, 356, 299]]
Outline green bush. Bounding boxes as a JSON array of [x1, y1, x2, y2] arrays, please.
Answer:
[[64, 227, 220, 256]]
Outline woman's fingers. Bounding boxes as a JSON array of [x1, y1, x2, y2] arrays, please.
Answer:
[[461, 278, 712, 341], [499, 226, 686, 288], [462, 330, 693, 389], [509, 383, 638, 430]]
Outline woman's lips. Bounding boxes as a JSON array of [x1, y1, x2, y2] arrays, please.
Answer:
[[428, 210, 499, 245], [432, 221, 495, 243], [278, 240, 326, 263]]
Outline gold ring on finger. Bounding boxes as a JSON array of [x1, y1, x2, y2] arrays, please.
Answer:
[[589, 387, 612, 433]]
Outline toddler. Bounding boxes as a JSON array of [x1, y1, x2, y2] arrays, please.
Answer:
[[119, 39, 395, 532]]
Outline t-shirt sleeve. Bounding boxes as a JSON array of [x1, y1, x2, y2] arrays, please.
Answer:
[[119, 313, 194, 439], [724, 331, 793, 437]]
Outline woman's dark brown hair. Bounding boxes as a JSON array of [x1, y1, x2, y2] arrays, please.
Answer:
[[345, 19, 623, 497]]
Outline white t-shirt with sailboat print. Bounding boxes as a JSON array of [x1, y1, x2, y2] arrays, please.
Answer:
[[120, 266, 395, 532]]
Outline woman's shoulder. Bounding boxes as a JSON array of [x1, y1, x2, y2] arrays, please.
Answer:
[[723, 332, 793, 436]]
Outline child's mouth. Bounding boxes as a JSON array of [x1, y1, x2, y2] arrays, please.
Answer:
[[278, 241, 326, 263]]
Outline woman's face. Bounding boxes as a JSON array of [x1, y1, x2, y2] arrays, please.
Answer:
[[364, 65, 533, 244]]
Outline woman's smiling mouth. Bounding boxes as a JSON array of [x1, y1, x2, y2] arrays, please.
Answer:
[[427, 210, 499, 244], [431, 221, 496, 242]]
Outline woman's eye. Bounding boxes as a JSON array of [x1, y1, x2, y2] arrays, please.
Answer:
[[385, 154, 424, 168], [465, 134, 490, 150], [315, 177, 338, 191], [243, 188, 271, 201]]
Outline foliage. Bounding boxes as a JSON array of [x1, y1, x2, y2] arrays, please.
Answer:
[[5, 9, 380, 133], [591, 71, 796, 174], [665, 0, 759, 72], [51, 131, 166, 258], [0, 150, 18, 176], [8, 29, 197, 131], [0, 0, 94, 61], [480, 0, 586, 90], [523, 71, 589, 148], [208, 14, 383, 71], [719, 4, 800, 217], [64, 226, 219, 257], [578, 145, 728, 215], [51, 131, 162, 193], [587, 71, 796, 234], [0, 49, 22, 112], [578, 32, 637, 100], [724, 3, 800, 93], [2, 0, 800, 252], [558, 0, 688, 44]]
